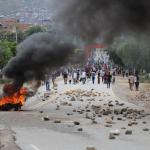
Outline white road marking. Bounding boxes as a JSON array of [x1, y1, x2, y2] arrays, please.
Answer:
[[30, 144, 41, 150]]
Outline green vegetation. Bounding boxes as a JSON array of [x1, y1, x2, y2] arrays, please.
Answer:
[[0, 40, 17, 68], [0, 26, 46, 43], [0, 31, 24, 43], [108, 49, 124, 67], [110, 36, 150, 73], [0, 25, 47, 70], [24, 26, 46, 37]]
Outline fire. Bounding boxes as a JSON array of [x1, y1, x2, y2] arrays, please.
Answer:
[[0, 84, 28, 111]]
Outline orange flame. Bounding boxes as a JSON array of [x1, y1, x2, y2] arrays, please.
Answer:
[[0, 87, 28, 109]]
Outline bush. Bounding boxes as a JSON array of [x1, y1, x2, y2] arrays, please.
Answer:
[[140, 74, 150, 83]]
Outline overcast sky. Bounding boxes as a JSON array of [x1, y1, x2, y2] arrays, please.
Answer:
[[0, 0, 70, 11]]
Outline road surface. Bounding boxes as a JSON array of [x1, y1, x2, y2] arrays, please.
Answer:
[[0, 78, 150, 150]]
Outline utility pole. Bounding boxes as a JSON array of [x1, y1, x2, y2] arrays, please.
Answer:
[[12, 26, 18, 43], [15, 27, 18, 43]]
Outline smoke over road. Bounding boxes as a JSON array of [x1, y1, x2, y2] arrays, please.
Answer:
[[57, 0, 150, 43], [4, 33, 75, 90]]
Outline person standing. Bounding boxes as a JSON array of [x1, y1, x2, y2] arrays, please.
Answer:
[[112, 71, 116, 84], [128, 73, 134, 91], [77, 69, 80, 83], [103, 72, 107, 84], [134, 74, 139, 91], [100, 70, 105, 83], [68, 73, 72, 84], [63, 71, 68, 84], [97, 71, 101, 84], [125, 70, 129, 77], [91, 70, 96, 84], [45, 74, 50, 91], [73, 71, 77, 84], [81, 70, 86, 84], [52, 73, 56, 88], [107, 72, 112, 88], [122, 70, 125, 78]]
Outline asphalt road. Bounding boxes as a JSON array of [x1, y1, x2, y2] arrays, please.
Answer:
[[0, 78, 150, 150]]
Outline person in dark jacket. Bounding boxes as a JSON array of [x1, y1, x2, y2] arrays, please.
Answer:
[[134, 74, 139, 91], [63, 72, 68, 84], [107, 72, 112, 88], [97, 71, 101, 84], [103, 73, 107, 84], [45, 74, 50, 91], [91, 71, 96, 84]]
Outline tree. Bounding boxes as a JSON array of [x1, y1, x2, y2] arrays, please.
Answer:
[[0, 40, 17, 68], [25, 26, 46, 37], [112, 36, 150, 72], [0, 30, 24, 43], [108, 49, 124, 67]]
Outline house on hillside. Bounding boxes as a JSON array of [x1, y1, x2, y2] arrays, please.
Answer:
[[0, 18, 32, 32]]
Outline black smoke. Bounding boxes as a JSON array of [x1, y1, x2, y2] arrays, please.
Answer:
[[57, 0, 150, 43], [4, 33, 75, 90]]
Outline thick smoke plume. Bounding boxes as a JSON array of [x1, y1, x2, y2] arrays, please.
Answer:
[[4, 33, 74, 91], [58, 0, 150, 43]]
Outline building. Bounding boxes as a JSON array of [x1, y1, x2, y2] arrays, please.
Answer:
[[0, 18, 32, 32]]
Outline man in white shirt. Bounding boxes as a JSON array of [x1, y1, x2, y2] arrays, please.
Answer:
[[73, 71, 77, 84], [81, 70, 86, 84]]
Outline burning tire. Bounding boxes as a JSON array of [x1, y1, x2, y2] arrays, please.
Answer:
[[0, 103, 22, 111], [0, 83, 28, 111]]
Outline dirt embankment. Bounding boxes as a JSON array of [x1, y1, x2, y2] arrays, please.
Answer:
[[112, 76, 150, 112]]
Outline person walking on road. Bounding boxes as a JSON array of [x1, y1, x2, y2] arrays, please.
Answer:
[[81, 70, 86, 84], [77, 69, 80, 83], [111, 71, 116, 84], [52, 73, 56, 88], [68, 73, 72, 84], [107, 72, 112, 88], [97, 71, 101, 84], [128, 73, 134, 91], [122, 70, 125, 78], [100, 70, 105, 83], [91, 70, 96, 84], [63, 71, 68, 84], [134, 74, 139, 91], [73, 71, 77, 84], [103, 72, 107, 84], [45, 74, 50, 91]]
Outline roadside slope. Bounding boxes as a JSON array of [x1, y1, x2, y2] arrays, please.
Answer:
[[112, 76, 150, 112]]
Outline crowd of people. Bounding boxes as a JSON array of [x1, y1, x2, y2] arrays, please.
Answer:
[[44, 65, 117, 91], [43, 63, 141, 92], [62, 66, 116, 88]]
